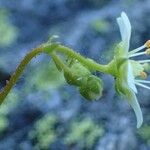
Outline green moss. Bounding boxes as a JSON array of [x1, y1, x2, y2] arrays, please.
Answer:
[[0, 9, 18, 47], [91, 19, 109, 33], [138, 125, 150, 145], [64, 118, 104, 149], [28, 114, 58, 150], [0, 90, 19, 134], [25, 61, 65, 92], [124, 0, 136, 6], [0, 115, 9, 134], [0, 91, 19, 115]]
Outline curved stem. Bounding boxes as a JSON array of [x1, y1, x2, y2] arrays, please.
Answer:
[[46, 44, 110, 74], [0, 47, 42, 103], [50, 52, 71, 73], [0, 43, 110, 103], [0, 43, 59, 104]]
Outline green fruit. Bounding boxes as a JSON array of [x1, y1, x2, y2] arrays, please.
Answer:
[[79, 75, 103, 100], [64, 61, 90, 86]]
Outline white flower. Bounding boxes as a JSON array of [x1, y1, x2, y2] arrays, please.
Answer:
[[115, 12, 150, 128]]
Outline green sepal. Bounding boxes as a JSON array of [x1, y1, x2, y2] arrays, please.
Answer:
[[114, 42, 127, 58], [114, 59, 129, 95]]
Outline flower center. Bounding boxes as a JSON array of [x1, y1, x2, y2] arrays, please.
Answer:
[[127, 40, 150, 91]]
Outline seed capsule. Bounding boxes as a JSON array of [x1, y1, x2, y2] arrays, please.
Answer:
[[64, 61, 90, 86], [79, 75, 103, 100]]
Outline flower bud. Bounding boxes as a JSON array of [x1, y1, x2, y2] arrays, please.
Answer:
[[64, 61, 91, 86], [79, 75, 103, 100]]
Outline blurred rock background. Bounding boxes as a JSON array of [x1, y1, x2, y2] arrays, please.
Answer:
[[0, 0, 150, 149]]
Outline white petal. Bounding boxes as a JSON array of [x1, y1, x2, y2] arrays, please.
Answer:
[[117, 12, 131, 52], [121, 12, 131, 37], [128, 93, 143, 128], [117, 18, 126, 43], [127, 61, 137, 93]]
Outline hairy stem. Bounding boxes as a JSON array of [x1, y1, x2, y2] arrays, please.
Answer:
[[50, 52, 71, 73], [0, 47, 43, 103], [0, 43, 110, 104], [56, 45, 110, 74]]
